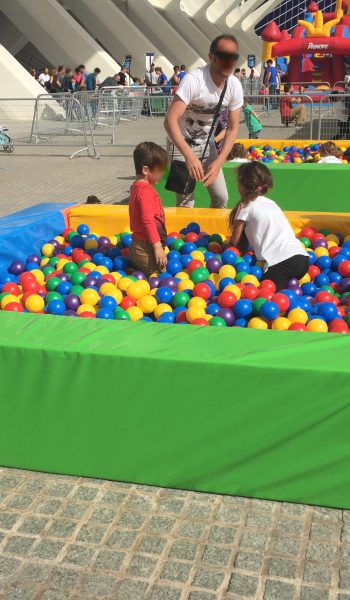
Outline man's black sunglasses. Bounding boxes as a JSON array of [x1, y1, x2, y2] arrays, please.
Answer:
[[214, 51, 239, 62]]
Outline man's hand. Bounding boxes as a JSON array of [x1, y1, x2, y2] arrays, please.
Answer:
[[203, 159, 221, 187], [185, 152, 205, 181], [153, 243, 167, 270]]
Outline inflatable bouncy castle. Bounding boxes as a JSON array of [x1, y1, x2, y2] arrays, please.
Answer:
[[262, 0, 350, 87]]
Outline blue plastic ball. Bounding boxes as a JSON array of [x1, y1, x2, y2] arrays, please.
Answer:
[[233, 299, 253, 318], [47, 299, 66, 315], [222, 250, 237, 266], [155, 287, 173, 303], [100, 296, 118, 311], [317, 302, 338, 322], [96, 308, 114, 319], [259, 301, 279, 320], [77, 224, 89, 235]]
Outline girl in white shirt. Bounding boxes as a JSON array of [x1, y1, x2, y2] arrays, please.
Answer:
[[317, 141, 343, 164], [227, 143, 249, 162], [229, 162, 309, 291]]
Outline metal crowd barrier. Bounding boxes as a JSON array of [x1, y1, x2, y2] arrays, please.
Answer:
[[317, 93, 350, 141], [0, 98, 37, 144]]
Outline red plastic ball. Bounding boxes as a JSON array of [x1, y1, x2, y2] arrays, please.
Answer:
[[242, 285, 259, 300], [314, 291, 334, 304], [22, 279, 40, 293], [258, 288, 274, 300], [19, 272, 35, 284], [272, 293, 290, 313], [260, 279, 276, 293], [328, 319, 349, 333], [79, 311, 96, 318], [308, 265, 320, 279], [101, 274, 116, 284], [168, 231, 181, 239], [289, 322, 307, 331], [184, 232, 198, 243], [299, 227, 315, 239], [175, 310, 187, 323], [208, 242, 222, 254], [312, 232, 326, 242], [193, 283, 211, 300], [218, 291, 236, 308], [338, 260, 350, 277], [2, 282, 21, 296], [120, 296, 137, 310], [187, 260, 203, 273], [191, 318, 209, 326], [4, 302, 24, 312], [329, 246, 341, 258]]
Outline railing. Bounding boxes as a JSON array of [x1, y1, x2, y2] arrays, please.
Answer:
[[317, 93, 350, 141]]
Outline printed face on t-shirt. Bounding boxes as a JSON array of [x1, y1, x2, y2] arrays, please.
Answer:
[[183, 103, 225, 144]]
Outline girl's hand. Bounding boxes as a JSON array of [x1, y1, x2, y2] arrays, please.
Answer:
[[153, 243, 167, 270]]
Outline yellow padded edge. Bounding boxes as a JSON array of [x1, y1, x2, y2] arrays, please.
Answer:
[[237, 139, 350, 150], [68, 205, 350, 237]]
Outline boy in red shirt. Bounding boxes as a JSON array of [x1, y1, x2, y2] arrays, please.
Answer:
[[129, 142, 168, 276]]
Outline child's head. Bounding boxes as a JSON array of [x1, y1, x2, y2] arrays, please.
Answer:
[[228, 143, 247, 160], [319, 141, 339, 157], [133, 141, 168, 184], [237, 162, 273, 202], [86, 195, 101, 204], [284, 82, 292, 93]]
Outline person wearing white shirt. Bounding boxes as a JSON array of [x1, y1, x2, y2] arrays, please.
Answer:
[[164, 34, 243, 208], [229, 162, 309, 291], [38, 67, 50, 88], [317, 141, 343, 163]]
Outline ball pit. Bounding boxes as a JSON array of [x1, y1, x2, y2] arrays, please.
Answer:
[[2, 221, 350, 334], [247, 143, 350, 164]]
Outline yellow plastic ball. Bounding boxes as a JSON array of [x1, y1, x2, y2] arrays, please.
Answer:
[[224, 284, 241, 299], [95, 265, 109, 275], [80, 288, 100, 306], [314, 247, 328, 258], [84, 238, 98, 250], [208, 273, 220, 287], [219, 265, 236, 279], [139, 280, 151, 294], [190, 250, 204, 262], [110, 271, 122, 284], [118, 277, 132, 292], [188, 297, 206, 309], [109, 235, 118, 246], [31, 269, 45, 285], [42, 243, 55, 258], [127, 306, 143, 321], [248, 317, 268, 330], [271, 317, 291, 331], [288, 308, 308, 325], [294, 157, 302, 163], [307, 318, 328, 333], [54, 235, 64, 244], [127, 281, 148, 300], [24, 294, 44, 313], [56, 258, 69, 271], [327, 241, 338, 249], [176, 271, 189, 281], [298, 273, 310, 285], [241, 274, 259, 287], [81, 262, 95, 272], [100, 282, 116, 296], [77, 303, 96, 315], [186, 306, 206, 323], [138, 295, 157, 314], [40, 258, 49, 268], [326, 234, 339, 244], [106, 288, 123, 304], [219, 233, 227, 243], [178, 279, 194, 292], [1, 294, 20, 309], [154, 303, 172, 319]]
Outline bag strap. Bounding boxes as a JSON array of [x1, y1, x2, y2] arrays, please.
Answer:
[[200, 78, 228, 162]]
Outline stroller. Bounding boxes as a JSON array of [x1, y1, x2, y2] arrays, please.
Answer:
[[0, 125, 14, 153]]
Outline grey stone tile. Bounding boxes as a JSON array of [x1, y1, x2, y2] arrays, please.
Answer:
[[41, 591, 70, 600], [80, 573, 119, 596], [157, 499, 185, 515], [0, 556, 22, 577], [17, 561, 52, 582], [77, 524, 106, 544], [118, 511, 147, 529], [46, 483, 73, 497], [129, 494, 155, 511], [117, 579, 149, 599], [95, 549, 125, 571], [235, 551, 263, 572], [303, 562, 333, 584], [3, 585, 37, 600], [240, 530, 269, 550], [306, 542, 336, 562], [148, 516, 176, 534], [151, 586, 182, 600], [277, 517, 304, 536], [60, 502, 88, 520], [281, 503, 309, 516], [101, 490, 128, 505], [338, 595, 350, 600], [208, 525, 236, 545], [263, 579, 296, 599], [161, 560, 192, 583], [107, 529, 137, 549], [192, 567, 225, 590], [31, 539, 64, 560], [3, 536, 36, 556], [7, 495, 34, 510], [170, 540, 198, 561], [73, 486, 99, 501], [215, 504, 242, 524], [311, 522, 341, 541], [35, 499, 62, 515], [271, 536, 301, 556], [18, 516, 48, 535], [340, 547, 350, 566], [268, 557, 297, 579], [63, 544, 96, 566], [20, 480, 47, 494], [246, 511, 273, 529], [188, 593, 216, 600], [47, 519, 77, 538], [339, 568, 350, 590], [184, 503, 213, 520], [177, 521, 206, 540], [228, 572, 259, 596], [50, 566, 81, 590], [128, 554, 158, 577], [90, 507, 116, 524], [0, 512, 19, 530], [201, 545, 231, 567], [301, 587, 330, 600], [313, 507, 342, 522], [0, 474, 24, 489], [138, 534, 167, 555]]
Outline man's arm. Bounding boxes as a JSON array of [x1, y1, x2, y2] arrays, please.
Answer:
[[203, 107, 241, 187], [164, 96, 205, 181]]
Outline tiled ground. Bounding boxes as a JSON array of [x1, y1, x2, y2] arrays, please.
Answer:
[[0, 467, 349, 600]]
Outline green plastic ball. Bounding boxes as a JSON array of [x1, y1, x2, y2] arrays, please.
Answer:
[[70, 272, 86, 285], [172, 238, 185, 252], [70, 285, 84, 296], [46, 277, 61, 291], [253, 297, 267, 313], [114, 307, 131, 320], [45, 291, 62, 304], [172, 291, 190, 307], [63, 262, 78, 275], [190, 267, 209, 283], [42, 265, 56, 277], [209, 316, 227, 327], [299, 237, 311, 248]]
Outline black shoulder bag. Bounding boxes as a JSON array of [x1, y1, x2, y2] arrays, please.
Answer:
[[165, 79, 228, 196]]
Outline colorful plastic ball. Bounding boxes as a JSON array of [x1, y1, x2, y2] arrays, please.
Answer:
[[218, 291, 236, 308], [127, 306, 143, 321], [80, 288, 100, 306], [25, 294, 45, 313], [328, 319, 349, 333], [172, 291, 190, 308], [114, 307, 130, 320], [217, 308, 235, 326], [137, 295, 156, 314], [233, 299, 253, 318], [206, 257, 222, 273], [259, 301, 279, 321], [155, 287, 173, 304], [190, 267, 209, 283], [41, 243, 55, 258], [287, 308, 308, 325], [271, 317, 291, 330], [154, 303, 172, 320], [46, 299, 66, 315], [4, 302, 24, 312], [307, 318, 328, 333], [248, 317, 268, 330], [77, 224, 89, 235], [127, 281, 148, 300], [317, 302, 338, 322], [209, 316, 227, 327], [289, 322, 307, 331], [222, 250, 237, 266], [95, 308, 114, 319]]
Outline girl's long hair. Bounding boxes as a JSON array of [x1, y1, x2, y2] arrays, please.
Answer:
[[228, 162, 273, 233]]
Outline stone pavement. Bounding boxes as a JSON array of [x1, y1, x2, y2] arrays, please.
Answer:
[[1, 116, 349, 600], [1, 467, 350, 600]]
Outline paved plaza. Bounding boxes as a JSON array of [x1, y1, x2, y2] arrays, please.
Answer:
[[1, 117, 349, 600]]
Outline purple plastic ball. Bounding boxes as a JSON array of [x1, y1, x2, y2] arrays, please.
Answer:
[[217, 308, 235, 326], [294, 286, 303, 296], [288, 278, 299, 290], [49, 239, 60, 249], [159, 277, 178, 290], [56, 273, 69, 281], [206, 257, 222, 273], [313, 239, 328, 249], [340, 278, 350, 293], [149, 277, 160, 289], [8, 260, 26, 276], [98, 236, 110, 247], [83, 275, 99, 288], [63, 310, 77, 317], [26, 254, 41, 264], [64, 294, 80, 311], [132, 271, 147, 281]]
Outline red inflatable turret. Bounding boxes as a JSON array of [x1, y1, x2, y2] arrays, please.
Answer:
[[261, 21, 282, 42]]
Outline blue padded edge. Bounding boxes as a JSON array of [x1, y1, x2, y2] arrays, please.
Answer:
[[0, 203, 75, 272]]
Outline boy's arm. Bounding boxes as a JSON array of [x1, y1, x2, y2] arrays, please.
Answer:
[[137, 192, 167, 269]]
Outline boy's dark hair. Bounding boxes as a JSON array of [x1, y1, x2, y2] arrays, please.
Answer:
[[234, 68, 241, 74], [173, 65, 179, 70], [229, 162, 273, 231], [86, 195, 101, 204], [210, 34, 238, 54], [267, 59, 273, 65], [133, 142, 168, 175], [320, 141, 341, 157], [228, 143, 247, 160], [180, 64, 186, 70], [284, 82, 292, 93], [94, 67, 101, 74]]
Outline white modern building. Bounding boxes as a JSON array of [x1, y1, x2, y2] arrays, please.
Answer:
[[0, 0, 284, 98]]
